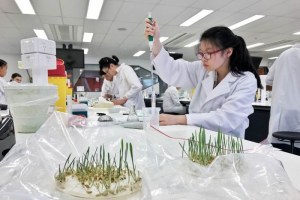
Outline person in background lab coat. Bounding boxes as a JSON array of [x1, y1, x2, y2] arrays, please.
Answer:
[[145, 20, 262, 138], [99, 55, 145, 110], [0, 59, 8, 104], [266, 44, 300, 150], [100, 71, 119, 100], [10, 73, 22, 83], [163, 86, 186, 114]]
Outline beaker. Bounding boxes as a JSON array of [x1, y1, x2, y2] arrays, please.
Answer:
[[127, 105, 139, 122]]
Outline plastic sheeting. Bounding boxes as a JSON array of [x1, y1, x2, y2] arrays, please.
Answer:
[[0, 112, 299, 199]]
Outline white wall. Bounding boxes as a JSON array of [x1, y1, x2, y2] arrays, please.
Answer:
[[0, 54, 31, 83]]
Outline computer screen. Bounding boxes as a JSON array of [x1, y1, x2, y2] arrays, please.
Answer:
[[56, 48, 84, 69]]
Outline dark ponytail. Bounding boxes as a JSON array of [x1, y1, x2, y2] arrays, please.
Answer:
[[0, 59, 7, 68], [200, 26, 262, 89], [99, 55, 119, 72]]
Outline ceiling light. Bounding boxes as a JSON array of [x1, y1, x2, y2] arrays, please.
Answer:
[[160, 37, 169, 43], [15, 0, 35, 15], [82, 48, 89, 54], [229, 15, 264, 30], [133, 51, 145, 57], [293, 32, 300, 35], [83, 32, 93, 42], [169, 52, 176, 54], [134, 67, 140, 70], [180, 9, 214, 27], [33, 29, 48, 40], [86, 0, 104, 19], [184, 40, 199, 48], [265, 45, 293, 51], [247, 43, 264, 49], [268, 57, 278, 60]]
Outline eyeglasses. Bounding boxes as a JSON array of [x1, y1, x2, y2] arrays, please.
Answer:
[[196, 49, 224, 60]]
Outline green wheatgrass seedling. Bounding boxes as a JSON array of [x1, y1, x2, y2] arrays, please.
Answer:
[[180, 127, 243, 166], [55, 139, 141, 196]]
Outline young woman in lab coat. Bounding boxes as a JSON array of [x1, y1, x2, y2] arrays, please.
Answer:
[[0, 59, 8, 104], [100, 71, 119, 100], [145, 20, 262, 138], [99, 56, 145, 110], [266, 44, 300, 148]]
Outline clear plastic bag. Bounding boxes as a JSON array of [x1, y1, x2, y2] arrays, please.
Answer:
[[0, 112, 299, 199]]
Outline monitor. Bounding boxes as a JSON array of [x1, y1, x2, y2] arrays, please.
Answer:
[[56, 48, 84, 69]]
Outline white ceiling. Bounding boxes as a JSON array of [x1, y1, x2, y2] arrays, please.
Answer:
[[0, 0, 300, 62]]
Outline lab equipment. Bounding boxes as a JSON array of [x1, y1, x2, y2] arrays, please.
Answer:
[[48, 59, 67, 112], [148, 12, 156, 108], [71, 103, 88, 118], [127, 105, 139, 122], [21, 37, 56, 85], [4, 84, 58, 133]]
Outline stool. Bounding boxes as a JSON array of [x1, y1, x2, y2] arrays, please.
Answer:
[[272, 131, 300, 154]]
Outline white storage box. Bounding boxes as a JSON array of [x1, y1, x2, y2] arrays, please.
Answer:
[[21, 37, 56, 55], [21, 53, 56, 69]]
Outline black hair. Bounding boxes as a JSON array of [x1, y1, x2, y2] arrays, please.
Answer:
[[11, 73, 22, 79], [0, 59, 7, 68], [98, 55, 119, 72], [10, 72, 22, 81], [199, 26, 262, 89]]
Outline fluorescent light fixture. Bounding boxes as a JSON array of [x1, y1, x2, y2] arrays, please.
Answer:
[[83, 32, 93, 42], [268, 57, 278, 60], [134, 67, 140, 70], [86, 0, 104, 19], [82, 48, 89, 54], [265, 45, 293, 51], [133, 51, 145, 57], [247, 43, 264, 49], [15, 0, 36, 15], [169, 52, 176, 54], [293, 32, 300, 35], [180, 9, 214, 27], [184, 40, 199, 48], [229, 15, 264, 30], [160, 37, 169, 43], [33, 29, 48, 40]]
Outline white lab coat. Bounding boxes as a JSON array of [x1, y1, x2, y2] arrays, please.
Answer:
[[0, 77, 8, 104], [163, 86, 186, 114], [266, 44, 300, 145], [101, 78, 119, 98], [152, 48, 257, 138], [114, 63, 145, 110]]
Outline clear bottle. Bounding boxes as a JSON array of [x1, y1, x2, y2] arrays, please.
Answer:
[[127, 105, 139, 122]]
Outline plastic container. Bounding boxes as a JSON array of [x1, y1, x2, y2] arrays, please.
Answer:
[[4, 84, 58, 133], [48, 59, 66, 77], [48, 77, 67, 112]]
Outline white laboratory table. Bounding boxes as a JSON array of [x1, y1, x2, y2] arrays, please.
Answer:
[[12, 106, 300, 192]]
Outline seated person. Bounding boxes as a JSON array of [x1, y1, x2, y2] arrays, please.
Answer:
[[145, 19, 262, 138], [0, 59, 8, 104], [163, 86, 186, 114], [10, 73, 22, 83]]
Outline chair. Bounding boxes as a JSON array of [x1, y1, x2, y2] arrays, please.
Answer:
[[272, 131, 300, 154]]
